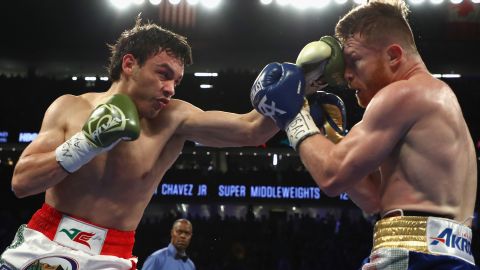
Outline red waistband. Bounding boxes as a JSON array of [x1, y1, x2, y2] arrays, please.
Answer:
[[27, 203, 135, 259]]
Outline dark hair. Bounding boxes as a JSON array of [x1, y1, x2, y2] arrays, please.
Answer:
[[107, 16, 193, 81], [335, 0, 417, 53]]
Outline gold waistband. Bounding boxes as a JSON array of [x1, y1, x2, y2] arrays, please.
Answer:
[[373, 216, 429, 253]]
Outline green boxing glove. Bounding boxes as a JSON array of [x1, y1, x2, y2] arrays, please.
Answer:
[[55, 94, 140, 173], [296, 36, 346, 95]]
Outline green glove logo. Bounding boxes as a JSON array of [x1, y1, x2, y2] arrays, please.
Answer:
[[83, 103, 128, 146]]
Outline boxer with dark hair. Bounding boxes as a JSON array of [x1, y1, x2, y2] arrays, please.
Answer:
[[0, 18, 282, 270]]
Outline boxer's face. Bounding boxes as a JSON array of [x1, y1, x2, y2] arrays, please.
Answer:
[[125, 50, 184, 119], [343, 34, 391, 108]]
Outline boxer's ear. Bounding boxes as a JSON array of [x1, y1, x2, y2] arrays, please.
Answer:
[[386, 44, 403, 71], [122, 54, 137, 76]]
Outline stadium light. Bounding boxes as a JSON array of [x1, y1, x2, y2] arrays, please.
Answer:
[[132, 0, 145, 5], [471, 0, 480, 3], [312, 0, 331, 8], [353, 0, 367, 4], [334, 0, 348, 5], [432, 73, 462, 78], [200, 84, 213, 89], [290, 0, 330, 9], [260, 0, 273, 4], [276, 0, 290, 6], [110, 0, 131, 9], [408, 0, 426, 4], [149, 0, 162, 4], [442, 74, 461, 78], [450, 0, 463, 3], [187, 0, 200, 5], [194, 72, 218, 77], [292, 0, 310, 9], [201, 0, 222, 9], [430, 0, 444, 4], [169, 0, 181, 5]]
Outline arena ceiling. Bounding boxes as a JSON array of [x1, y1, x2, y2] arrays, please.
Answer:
[[1, 0, 479, 77]]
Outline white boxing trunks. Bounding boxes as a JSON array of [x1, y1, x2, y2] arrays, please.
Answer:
[[0, 203, 138, 270], [362, 215, 477, 270]]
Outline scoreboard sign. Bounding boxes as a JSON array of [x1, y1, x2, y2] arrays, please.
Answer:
[[155, 182, 350, 203]]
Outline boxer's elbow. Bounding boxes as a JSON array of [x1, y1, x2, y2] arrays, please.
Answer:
[[11, 176, 30, 198], [11, 169, 42, 198], [12, 189, 29, 199], [316, 162, 352, 197], [11, 180, 44, 198], [314, 169, 344, 197], [10, 159, 36, 198], [319, 177, 344, 197]]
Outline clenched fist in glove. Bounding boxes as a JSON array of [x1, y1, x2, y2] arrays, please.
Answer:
[[308, 91, 347, 144], [285, 91, 347, 150], [250, 62, 306, 129], [296, 36, 346, 95], [55, 94, 140, 173]]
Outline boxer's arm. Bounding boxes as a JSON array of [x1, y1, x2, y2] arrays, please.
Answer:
[[11, 95, 73, 198], [178, 105, 279, 147], [297, 83, 418, 196]]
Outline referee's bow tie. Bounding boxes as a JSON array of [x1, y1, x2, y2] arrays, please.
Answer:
[[175, 253, 188, 262]]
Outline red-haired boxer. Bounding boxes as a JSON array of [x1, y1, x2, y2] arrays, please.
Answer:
[[254, 0, 478, 269]]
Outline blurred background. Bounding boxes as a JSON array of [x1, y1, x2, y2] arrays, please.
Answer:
[[0, 0, 479, 269]]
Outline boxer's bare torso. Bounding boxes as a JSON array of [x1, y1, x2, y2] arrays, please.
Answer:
[[12, 51, 277, 231]]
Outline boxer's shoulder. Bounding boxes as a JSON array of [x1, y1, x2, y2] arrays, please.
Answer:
[[49, 93, 99, 113]]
